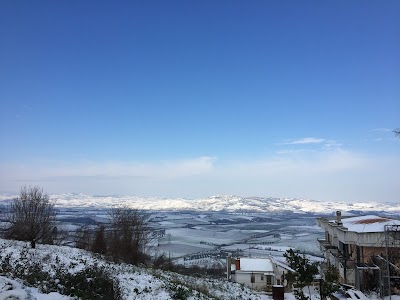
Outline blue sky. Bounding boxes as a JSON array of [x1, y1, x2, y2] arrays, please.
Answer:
[[1, 1, 399, 202]]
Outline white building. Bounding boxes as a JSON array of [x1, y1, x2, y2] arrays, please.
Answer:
[[227, 256, 294, 292]]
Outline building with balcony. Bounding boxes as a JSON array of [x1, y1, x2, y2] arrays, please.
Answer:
[[316, 212, 400, 292]]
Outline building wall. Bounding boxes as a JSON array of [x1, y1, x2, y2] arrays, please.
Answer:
[[317, 218, 387, 247], [358, 246, 386, 263], [233, 272, 274, 291], [339, 261, 356, 285], [320, 229, 387, 263], [336, 230, 386, 247], [327, 251, 339, 267]]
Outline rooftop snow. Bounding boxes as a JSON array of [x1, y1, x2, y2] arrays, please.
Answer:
[[239, 258, 274, 272], [331, 215, 400, 233]]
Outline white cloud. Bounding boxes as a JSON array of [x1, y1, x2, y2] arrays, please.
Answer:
[[372, 128, 392, 132], [322, 140, 342, 149], [279, 137, 342, 153], [282, 137, 325, 145], [276, 149, 316, 155]]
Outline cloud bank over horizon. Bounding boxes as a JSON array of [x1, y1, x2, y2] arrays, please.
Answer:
[[1, 138, 399, 203]]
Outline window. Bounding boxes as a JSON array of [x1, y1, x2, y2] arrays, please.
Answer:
[[251, 275, 255, 283], [261, 275, 264, 280], [266, 275, 272, 285]]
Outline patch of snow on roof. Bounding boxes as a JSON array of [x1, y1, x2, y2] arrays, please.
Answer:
[[340, 215, 400, 233], [239, 258, 274, 272]]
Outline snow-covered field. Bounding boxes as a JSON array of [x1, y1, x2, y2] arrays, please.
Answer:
[[153, 213, 325, 261]]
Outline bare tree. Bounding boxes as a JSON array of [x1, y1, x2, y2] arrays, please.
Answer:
[[5, 186, 56, 248], [91, 224, 107, 255], [394, 128, 400, 138], [107, 207, 152, 265], [75, 226, 92, 250], [50, 226, 71, 246]]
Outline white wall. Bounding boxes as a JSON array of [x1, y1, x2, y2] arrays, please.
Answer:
[[233, 272, 274, 291]]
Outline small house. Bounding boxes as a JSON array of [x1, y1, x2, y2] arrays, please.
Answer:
[[227, 256, 294, 292]]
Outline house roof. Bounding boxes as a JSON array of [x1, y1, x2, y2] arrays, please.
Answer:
[[271, 257, 295, 273], [239, 258, 274, 272], [330, 215, 400, 233]]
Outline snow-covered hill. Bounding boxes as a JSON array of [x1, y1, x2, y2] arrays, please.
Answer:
[[0, 239, 266, 300], [43, 194, 400, 214], [1, 193, 399, 214]]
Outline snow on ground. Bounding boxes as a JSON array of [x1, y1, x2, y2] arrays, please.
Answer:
[[0, 239, 268, 300], [0, 276, 73, 300], [0, 239, 398, 300]]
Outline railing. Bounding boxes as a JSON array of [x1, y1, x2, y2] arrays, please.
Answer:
[[317, 239, 336, 249]]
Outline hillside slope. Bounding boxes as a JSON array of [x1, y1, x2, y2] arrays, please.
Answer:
[[0, 239, 267, 300]]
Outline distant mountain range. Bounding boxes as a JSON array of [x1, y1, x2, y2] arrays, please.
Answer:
[[1, 193, 398, 215]]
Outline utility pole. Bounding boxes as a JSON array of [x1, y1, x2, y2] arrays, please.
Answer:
[[385, 226, 392, 300]]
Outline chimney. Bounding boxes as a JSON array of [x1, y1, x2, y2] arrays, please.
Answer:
[[336, 211, 342, 225], [227, 256, 231, 280], [235, 258, 241, 270]]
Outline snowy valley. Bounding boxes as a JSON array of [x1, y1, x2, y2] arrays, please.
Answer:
[[0, 194, 399, 299]]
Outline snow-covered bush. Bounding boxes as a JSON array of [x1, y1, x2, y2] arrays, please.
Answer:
[[0, 239, 266, 300], [0, 242, 121, 299]]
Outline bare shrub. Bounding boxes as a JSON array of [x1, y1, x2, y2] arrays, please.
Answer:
[[107, 207, 151, 265], [75, 226, 92, 250], [91, 224, 107, 255], [5, 186, 56, 248]]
